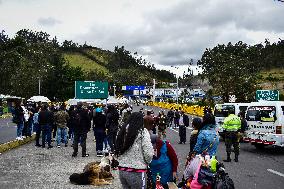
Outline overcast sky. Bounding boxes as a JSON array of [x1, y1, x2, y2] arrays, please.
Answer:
[[1, 0, 284, 76]]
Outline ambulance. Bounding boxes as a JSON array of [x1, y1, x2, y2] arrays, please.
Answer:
[[214, 103, 251, 137], [243, 101, 284, 148]]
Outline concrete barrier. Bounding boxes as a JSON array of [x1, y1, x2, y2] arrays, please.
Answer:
[[0, 134, 35, 154]]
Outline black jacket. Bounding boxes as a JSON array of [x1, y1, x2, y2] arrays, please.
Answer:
[[73, 108, 91, 133], [93, 112, 106, 130], [38, 110, 54, 126], [106, 111, 119, 133], [182, 114, 189, 127]]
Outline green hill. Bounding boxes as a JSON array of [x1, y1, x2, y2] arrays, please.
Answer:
[[259, 68, 284, 94], [64, 52, 109, 74], [61, 45, 176, 88]]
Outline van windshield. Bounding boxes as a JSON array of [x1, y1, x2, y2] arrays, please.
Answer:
[[246, 106, 276, 122], [214, 105, 235, 117]]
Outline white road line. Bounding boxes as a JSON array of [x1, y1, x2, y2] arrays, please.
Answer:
[[267, 169, 284, 178]]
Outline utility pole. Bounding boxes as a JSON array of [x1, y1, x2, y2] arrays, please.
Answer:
[[38, 77, 41, 95], [153, 79, 156, 102], [176, 76, 179, 104]]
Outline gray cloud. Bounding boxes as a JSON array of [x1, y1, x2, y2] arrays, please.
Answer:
[[75, 0, 284, 67], [38, 17, 61, 27]]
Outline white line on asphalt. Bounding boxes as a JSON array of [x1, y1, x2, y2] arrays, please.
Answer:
[[267, 169, 284, 178]]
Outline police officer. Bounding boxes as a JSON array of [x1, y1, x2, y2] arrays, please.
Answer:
[[222, 109, 241, 162]]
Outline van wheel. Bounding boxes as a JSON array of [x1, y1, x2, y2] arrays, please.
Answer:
[[254, 143, 265, 150]]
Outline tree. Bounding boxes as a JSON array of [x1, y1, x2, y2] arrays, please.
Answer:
[[197, 41, 262, 102]]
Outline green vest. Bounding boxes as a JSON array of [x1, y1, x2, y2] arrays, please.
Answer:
[[222, 114, 241, 131]]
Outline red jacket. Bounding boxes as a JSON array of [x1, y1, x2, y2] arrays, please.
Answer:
[[155, 139, 178, 172]]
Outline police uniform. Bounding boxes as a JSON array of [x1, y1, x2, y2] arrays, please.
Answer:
[[222, 114, 241, 162]]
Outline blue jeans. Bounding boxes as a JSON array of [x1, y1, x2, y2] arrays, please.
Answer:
[[17, 121, 24, 137], [27, 120, 33, 136], [57, 127, 67, 145], [42, 124, 52, 146], [94, 128, 105, 152], [34, 123, 41, 145]]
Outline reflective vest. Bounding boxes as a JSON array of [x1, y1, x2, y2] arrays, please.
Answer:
[[222, 114, 241, 132]]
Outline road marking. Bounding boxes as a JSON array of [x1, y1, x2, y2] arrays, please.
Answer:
[[267, 169, 284, 177]]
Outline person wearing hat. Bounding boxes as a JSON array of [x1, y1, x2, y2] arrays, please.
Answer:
[[149, 134, 178, 188], [93, 107, 106, 157]]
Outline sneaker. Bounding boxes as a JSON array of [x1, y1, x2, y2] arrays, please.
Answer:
[[57, 145, 61, 148], [47, 145, 53, 149], [82, 154, 89, 157], [65, 144, 68, 147], [16, 137, 21, 140], [35, 144, 42, 147], [96, 153, 103, 157], [22, 136, 26, 139]]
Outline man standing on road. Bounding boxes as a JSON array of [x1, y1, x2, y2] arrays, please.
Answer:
[[14, 101, 24, 140], [222, 109, 242, 162], [72, 102, 91, 157], [178, 110, 189, 144], [105, 105, 119, 154], [54, 104, 69, 148], [39, 104, 54, 149], [167, 108, 174, 128], [174, 109, 180, 129], [93, 107, 106, 157]]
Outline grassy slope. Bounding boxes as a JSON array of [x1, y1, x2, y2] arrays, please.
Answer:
[[259, 68, 284, 94], [64, 52, 109, 74], [83, 48, 112, 66]]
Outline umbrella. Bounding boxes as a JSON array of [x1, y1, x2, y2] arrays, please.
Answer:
[[27, 96, 51, 103]]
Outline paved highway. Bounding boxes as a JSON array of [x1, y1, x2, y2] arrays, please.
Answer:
[[0, 117, 16, 144], [0, 104, 283, 189]]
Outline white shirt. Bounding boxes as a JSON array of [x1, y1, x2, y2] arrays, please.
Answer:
[[179, 116, 184, 126]]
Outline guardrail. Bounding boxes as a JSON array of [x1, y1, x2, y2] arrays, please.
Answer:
[[146, 101, 205, 117]]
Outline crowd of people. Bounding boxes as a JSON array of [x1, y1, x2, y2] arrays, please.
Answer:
[[11, 100, 241, 189]]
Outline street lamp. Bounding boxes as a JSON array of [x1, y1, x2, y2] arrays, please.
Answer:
[[38, 77, 41, 95], [171, 66, 179, 104]]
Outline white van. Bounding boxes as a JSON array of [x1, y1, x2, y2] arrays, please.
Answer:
[[214, 103, 251, 137], [243, 101, 284, 148]]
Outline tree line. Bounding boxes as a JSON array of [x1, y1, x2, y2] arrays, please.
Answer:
[[197, 40, 284, 102], [0, 29, 176, 101]]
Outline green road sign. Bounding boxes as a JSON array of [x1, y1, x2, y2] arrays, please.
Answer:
[[75, 81, 108, 99], [256, 90, 279, 101]]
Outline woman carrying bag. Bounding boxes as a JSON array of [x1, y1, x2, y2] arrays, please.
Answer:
[[115, 112, 154, 189]]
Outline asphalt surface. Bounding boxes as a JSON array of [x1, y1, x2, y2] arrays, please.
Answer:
[[0, 104, 283, 189], [0, 117, 16, 144]]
